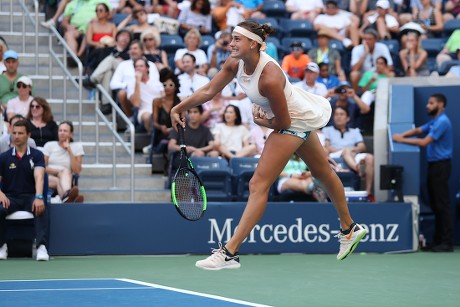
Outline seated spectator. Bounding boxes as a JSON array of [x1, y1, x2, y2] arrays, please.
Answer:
[[322, 106, 375, 200], [109, 40, 161, 118], [326, 81, 368, 128], [60, 0, 112, 64], [127, 58, 164, 132], [286, 0, 323, 22], [213, 105, 256, 159], [84, 2, 117, 74], [207, 31, 232, 76], [412, 0, 444, 38], [314, 0, 360, 48], [0, 50, 24, 106], [277, 154, 328, 202], [317, 63, 341, 90], [0, 119, 49, 261], [202, 90, 228, 130], [0, 39, 7, 74], [88, 28, 132, 114], [308, 29, 345, 80], [281, 42, 312, 80], [151, 69, 180, 154], [174, 29, 209, 75], [0, 115, 36, 154], [221, 79, 253, 129], [177, 53, 210, 99], [350, 28, 393, 91], [168, 105, 219, 157], [212, 0, 245, 31], [293, 63, 328, 97], [178, 0, 212, 36], [358, 56, 394, 106], [443, 0, 460, 21], [436, 29, 460, 68], [6, 76, 33, 121], [43, 121, 84, 203], [141, 30, 168, 70], [399, 32, 430, 76], [117, 6, 160, 41], [150, 0, 179, 18], [399, 0, 442, 26], [26, 97, 58, 148], [359, 0, 399, 40]]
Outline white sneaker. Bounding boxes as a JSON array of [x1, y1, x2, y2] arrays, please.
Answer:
[[36, 245, 49, 261], [342, 38, 352, 48], [40, 19, 55, 28], [336, 223, 367, 260], [142, 144, 152, 154], [196, 243, 241, 270], [0, 243, 7, 260]]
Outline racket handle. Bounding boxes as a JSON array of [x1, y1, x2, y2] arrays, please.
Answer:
[[177, 123, 186, 147]]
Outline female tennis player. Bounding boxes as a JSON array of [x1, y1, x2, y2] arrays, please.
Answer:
[[170, 20, 367, 270]]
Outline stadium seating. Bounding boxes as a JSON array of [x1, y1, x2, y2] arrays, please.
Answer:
[[190, 157, 233, 202], [421, 38, 446, 57], [160, 34, 185, 55], [443, 19, 460, 37], [200, 35, 215, 52], [332, 158, 361, 191], [262, 0, 289, 18], [229, 157, 259, 201], [249, 17, 281, 38], [328, 39, 345, 54], [112, 14, 137, 26], [279, 19, 315, 39]]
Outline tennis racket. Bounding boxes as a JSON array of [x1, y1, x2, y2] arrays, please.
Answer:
[[171, 124, 207, 221]]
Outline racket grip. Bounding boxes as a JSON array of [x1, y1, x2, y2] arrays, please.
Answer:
[[177, 123, 185, 147]]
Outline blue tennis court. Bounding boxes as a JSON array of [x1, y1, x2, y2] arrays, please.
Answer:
[[0, 278, 271, 307]]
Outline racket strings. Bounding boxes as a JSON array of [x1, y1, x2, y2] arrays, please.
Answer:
[[174, 168, 204, 220]]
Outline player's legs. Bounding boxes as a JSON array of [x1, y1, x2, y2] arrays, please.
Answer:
[[295, 131, 353, 230], [224, 132, 303, 254]]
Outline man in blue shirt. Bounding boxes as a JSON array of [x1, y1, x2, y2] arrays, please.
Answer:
[[393, 93, 453, 252], [0, 120, 49, 260]]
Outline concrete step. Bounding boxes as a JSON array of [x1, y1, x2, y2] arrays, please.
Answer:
[[81, 163, 153, 176], [78, 175, 165, 190]]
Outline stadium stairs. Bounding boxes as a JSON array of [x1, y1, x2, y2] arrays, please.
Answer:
[[0, 0, 170, 202]]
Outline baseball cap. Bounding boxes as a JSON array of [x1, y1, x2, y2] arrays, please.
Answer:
[[338, 81, 351, 88], [4, 50, 18, 60], [305, 62, 320, 73], [376, 0, 390, 9], [17, 76, 33, 87]]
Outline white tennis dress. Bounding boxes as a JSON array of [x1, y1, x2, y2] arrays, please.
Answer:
[[236, 52, 331, 133]]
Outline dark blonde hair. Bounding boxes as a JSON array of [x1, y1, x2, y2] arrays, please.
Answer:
[[27, 96, 54, 123], [237, 20, 276, 45]]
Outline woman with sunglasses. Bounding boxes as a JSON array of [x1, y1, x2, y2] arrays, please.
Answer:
[[151, 68, 180, 154], [117, 6, 160, 41], [26, 97, 58, 148], [141, 29, 168, 70], [85, 3, 117, 73], [6, 76, 33, 122]]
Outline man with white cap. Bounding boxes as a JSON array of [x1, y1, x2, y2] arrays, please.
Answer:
[[0, 50, 26, 106], [293, 63, 328, 97], [359, 0, 399, 40]]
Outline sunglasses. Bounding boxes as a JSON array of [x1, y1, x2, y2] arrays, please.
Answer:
[[163, 82, 175, 88], [95, 8, 106, 12], [17, 82, 29, 89], [30, 104, 42, 109], [291, 47, 303, 51]]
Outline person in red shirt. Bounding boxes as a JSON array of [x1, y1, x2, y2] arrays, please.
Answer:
[[281, 42, 311, 80]]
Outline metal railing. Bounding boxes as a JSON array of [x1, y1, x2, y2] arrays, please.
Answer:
[[2, 0, 136, 201]]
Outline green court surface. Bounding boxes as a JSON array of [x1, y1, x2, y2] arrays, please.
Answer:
[[1, 250, 459, 307]]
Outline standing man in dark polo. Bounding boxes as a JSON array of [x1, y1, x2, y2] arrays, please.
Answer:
[[0, 119, 49, 261], [393, 93, 453, 252]]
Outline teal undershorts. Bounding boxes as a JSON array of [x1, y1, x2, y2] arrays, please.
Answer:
[[278, 129, 311, 141]]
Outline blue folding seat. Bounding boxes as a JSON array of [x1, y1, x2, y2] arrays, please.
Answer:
[[421, 38, 446, 57], [262, 0, 288, 18], [190, 157, 233, 202], [443, 19, 460, 37], [200, 35, 215, 52], [160, 34, 185, 55], [279, 18, 315, 38], [229, 157, 260, 201], [281, 37, 313, 53], [438, 60, 460, 76]]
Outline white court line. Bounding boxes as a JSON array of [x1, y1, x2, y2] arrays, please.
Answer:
[[119, 278, 273, 307], [0, 287, 150, 292]]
